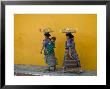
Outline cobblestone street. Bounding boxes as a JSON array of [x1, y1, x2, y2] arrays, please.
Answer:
[[14, 64, 97, 76]]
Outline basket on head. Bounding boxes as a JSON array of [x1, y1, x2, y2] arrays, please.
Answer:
[[60, 27, 76, 33], [39, 27, 53, 34]]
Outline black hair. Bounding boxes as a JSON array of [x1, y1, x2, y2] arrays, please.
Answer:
[[51, 37, 56, 41], [66, 33, 74, 38], [44, 32, 51, 37]]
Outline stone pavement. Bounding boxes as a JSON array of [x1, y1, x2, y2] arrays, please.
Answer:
[[14, 64, 97, 76]]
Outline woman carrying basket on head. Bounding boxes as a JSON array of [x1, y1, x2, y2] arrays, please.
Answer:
[[40, 27, 57, 71], [61, 28, 82, 73]]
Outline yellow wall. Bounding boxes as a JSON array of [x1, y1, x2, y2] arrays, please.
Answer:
[[14, 14, 97, 70]]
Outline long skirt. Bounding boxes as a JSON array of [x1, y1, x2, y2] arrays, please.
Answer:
[[64, 49, 81, 67], [44, 53, 57, 67]]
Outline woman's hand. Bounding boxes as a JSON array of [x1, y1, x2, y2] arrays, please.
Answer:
[[68, 48, 73, 59], [69, 51, 74, 60], [69, 53, 73, 59], [40, 45, 44, 54]]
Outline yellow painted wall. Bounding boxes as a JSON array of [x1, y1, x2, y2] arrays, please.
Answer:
[[14, 14, 97, 70]]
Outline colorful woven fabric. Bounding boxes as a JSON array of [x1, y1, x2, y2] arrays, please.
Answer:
[[43, 39, 57, 67], [64, 38, 81, 67]]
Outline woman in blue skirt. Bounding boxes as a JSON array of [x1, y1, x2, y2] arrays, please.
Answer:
[[40, 31, 57, 71]]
